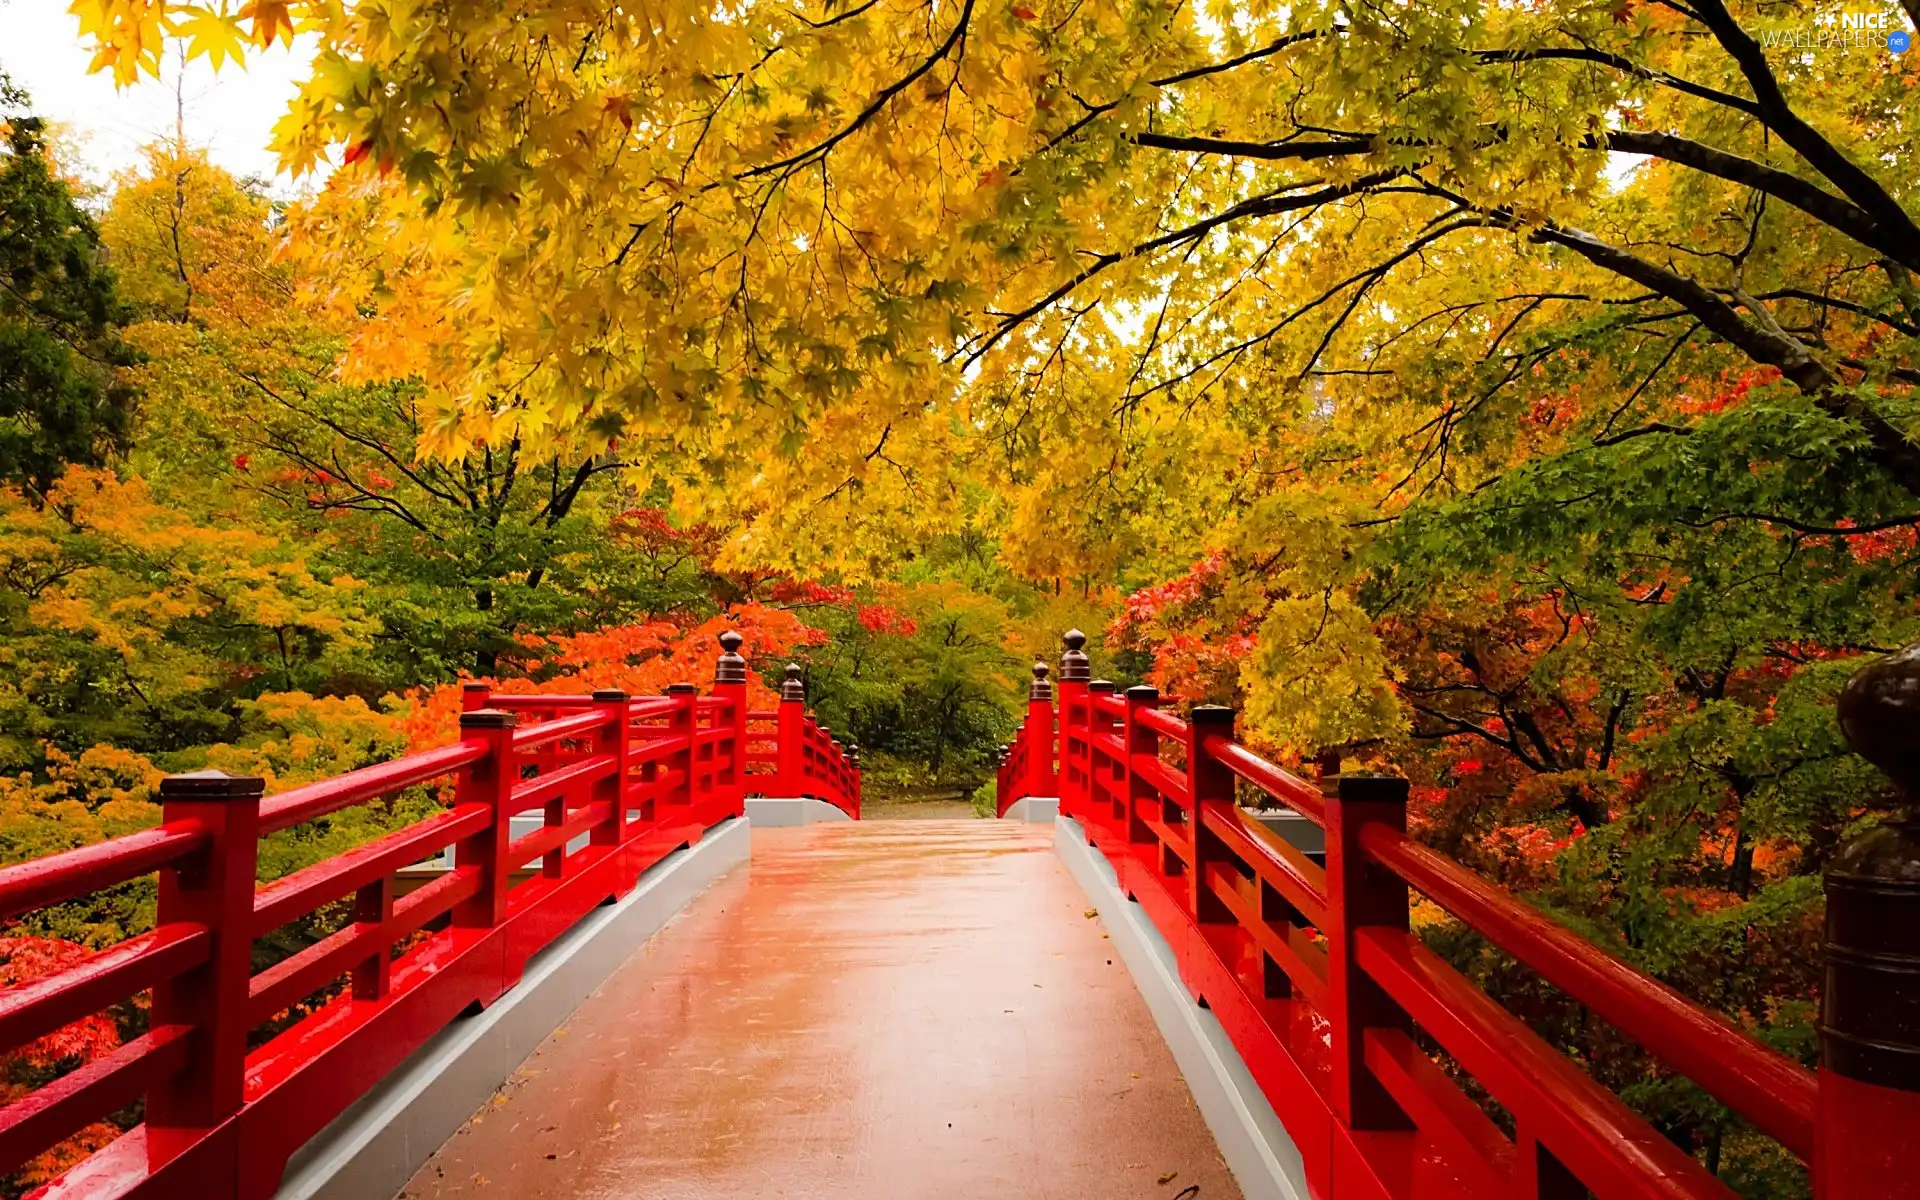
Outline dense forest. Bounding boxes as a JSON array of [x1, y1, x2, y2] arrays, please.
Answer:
[[4, 0, 1918, 1193]]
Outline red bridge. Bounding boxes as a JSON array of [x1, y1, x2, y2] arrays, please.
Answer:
[[1, 631, 1915, 1199]]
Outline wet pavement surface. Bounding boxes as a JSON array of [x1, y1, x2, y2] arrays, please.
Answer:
[[399, 821, 1241, 1200]]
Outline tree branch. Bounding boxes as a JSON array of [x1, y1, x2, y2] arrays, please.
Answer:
[[1687, 0, 1920, 264], [1600, 130, 1912, 271]]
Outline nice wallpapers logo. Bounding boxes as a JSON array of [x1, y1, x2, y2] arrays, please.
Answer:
[[1757, 9, 1910, 53]]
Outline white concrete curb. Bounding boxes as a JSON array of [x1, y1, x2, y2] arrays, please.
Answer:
[[744, 796, 853, 826], [1053, 816, 1309, 1200], [1002, 795, 1059, 823], [274, 817, 751, 1200]]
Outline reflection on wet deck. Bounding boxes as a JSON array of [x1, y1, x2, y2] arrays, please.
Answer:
[[400, 821, 1240, 1200]]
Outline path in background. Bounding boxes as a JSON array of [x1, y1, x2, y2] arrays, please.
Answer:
[[858, 796, 979, 820], [400, 822, 1240, 1200]]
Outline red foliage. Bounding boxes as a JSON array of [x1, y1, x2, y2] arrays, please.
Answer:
[[1110, 553, 1259, 702], [1481, 819, 1587, 877], [0, 939, 121, 1067], [608, 507, 723, 563], [1674, 366, 1780, 416], [855, 604, 916, 636], [1842, 521, 1919, 563], [0, 938, 126, 1188], [769, 579, 857, 608], [1115, 552, 1227, 633]]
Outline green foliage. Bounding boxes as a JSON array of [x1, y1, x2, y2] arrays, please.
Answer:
[[0, 98, 137, 498], [970, 780, 996, 819]]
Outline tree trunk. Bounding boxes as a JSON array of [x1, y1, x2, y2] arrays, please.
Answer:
[[474, 585, 496, 675]]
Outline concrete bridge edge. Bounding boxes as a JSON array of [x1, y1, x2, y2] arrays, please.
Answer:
[[1053, 815, 1311, 1200], [1003, 795, 1059, 822], [273, 816, 752, 1200]]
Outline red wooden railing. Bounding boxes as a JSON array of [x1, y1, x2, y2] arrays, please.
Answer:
[[0, 632, 858, 1199], [997, 629, 1920, 1200], [994, 663, 1057, 815], [746, 664, 861, 819]]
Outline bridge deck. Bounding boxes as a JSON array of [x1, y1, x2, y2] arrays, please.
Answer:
[[400, 820, 1240, 1199]]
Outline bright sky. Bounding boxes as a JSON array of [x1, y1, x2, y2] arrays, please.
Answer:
[[0, 0, 323, 195]]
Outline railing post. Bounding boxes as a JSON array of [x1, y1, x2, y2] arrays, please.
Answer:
[[453, 709, 519, 931], [1087, 680, 1117, 839], [461, 680, 490, 712], [1324, 770, 1414, 1131], [592, 689, 631, 847], [1027, 662, 1057, 799], [667, 682, 699, 810], [1058, 630, 1090, 818], [713, 631, 750, 818], [846, 742, 862, 818], [1008, 738, 1022, 811], [146, 770, 263, 1169], [1186, 706, 1236, 925], [1123, 686, 1159, 851], [1818, 642, 1920, 1199], [777, 665, 806, 798], [351, 875, 395, 1002]]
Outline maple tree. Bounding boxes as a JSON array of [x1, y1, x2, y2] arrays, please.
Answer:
[[58, 0, 1920, 567], [100, 148, 666, 678], [0, 466, 375, 766]]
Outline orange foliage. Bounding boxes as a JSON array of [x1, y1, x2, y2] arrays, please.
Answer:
[[396, 603, 827, 751]]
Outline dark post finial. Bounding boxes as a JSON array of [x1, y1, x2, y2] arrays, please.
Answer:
[[459, 708, 519, 730], [714, 629, 748, 684], [1060, 629, 1090, 683], [1838, 642, 1920, 804], [781, 663, 806, 702], [1029, 660, 1053, 701], [1317, 750, 1343, 796], [846, 741, 860, 766], [158, 769, 267, 801], [1823, 643, 1920, 1107]]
